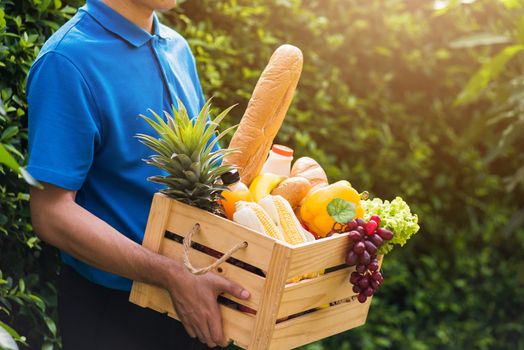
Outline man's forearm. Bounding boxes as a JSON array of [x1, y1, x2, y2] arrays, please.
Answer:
[[31, 193, 180, 289]]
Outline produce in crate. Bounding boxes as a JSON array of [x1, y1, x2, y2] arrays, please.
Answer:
[[233, 195, 315, 246], [249, 172, 284, 202], [219, 170, 254, 220], [324, 195, 419, 303], [234, 195, 318, 282], [258, 195, 315, 244], [233, 201, 285, 241], [224, 44, 303, 185], [361, 197, 420, 254], [300, 180, 365, 237], [136, 99, 237, 214]]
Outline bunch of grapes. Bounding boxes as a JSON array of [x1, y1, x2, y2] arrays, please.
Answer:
[[344, 216, 393, 303]]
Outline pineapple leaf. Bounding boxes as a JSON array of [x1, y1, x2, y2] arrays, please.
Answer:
[[139, 99, 237, 212]]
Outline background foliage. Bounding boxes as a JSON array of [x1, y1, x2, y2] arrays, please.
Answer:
[[1, 0, 523, 349]]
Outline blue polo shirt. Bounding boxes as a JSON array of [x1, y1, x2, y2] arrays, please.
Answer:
[[27, 0, 216, 291]]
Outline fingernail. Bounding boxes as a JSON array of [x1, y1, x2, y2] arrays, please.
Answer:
[[240, 289, 250, 299]]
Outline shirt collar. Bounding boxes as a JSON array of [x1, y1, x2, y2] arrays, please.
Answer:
[[81, 0, 173, 47]]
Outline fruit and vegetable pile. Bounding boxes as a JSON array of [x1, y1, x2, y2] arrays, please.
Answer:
[[221, 151, 419, 304]]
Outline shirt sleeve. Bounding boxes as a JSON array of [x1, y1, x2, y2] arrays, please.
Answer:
[[26, 52, 101, 191]]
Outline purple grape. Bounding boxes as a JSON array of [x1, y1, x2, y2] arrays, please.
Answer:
[[377, 228, 393, 241], [356, 226, 366, 236], [346, 251, 359, 266], [356, 264, 366, 274], [348, 230, 361, 242], [352, 285, 361, 294], [346, 220, 358, 231], [349, 272, 361, 284], [370, 279, 380, 289], [357, 293, 367, 303], [364, 287, 374, 297], [368, 260, 379, 272], [358, 277, 369, 289], [359, 250, 371, 265], [356, 218, 367, 227], [369, 233, 384, 248], [364, 241, 378, 255], [353, 241, 365, 254], [372, 271, 384, 284]]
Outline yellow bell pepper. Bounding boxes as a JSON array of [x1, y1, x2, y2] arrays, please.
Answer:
[[300, 180, 364, 237]]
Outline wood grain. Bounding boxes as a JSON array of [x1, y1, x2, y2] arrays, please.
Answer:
[[248, 242, 292, 350], [160, 238, 265, 310], [166, 197, 276, 271], [278, 266, 357, 318], [129, 194, 173, 307], [287, 232, 349, 278], [270, 296, 372, 349]]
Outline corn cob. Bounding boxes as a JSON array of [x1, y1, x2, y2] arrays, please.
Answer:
[[258, 195, 315, 245], [233, 201, 285, 241], [258, 195, 319, 283]]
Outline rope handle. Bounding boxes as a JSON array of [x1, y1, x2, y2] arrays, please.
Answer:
[[182, 223, 248, 275]]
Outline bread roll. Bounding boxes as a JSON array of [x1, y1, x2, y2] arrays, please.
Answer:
[[224, 45, 303, 185], [271, 177, 312, 209], [291, 157, 329, 189]]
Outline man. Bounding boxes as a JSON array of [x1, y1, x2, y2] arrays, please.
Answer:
[[27, 0, 250, 349]]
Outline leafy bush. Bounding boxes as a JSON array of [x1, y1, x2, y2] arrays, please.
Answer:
[[0, 1, 80, 348], [1, 0, 523, 349]]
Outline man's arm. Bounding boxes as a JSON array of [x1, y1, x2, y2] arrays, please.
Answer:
[[30, 183, 249, 348]]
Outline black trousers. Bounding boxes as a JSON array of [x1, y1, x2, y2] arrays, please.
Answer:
[[58, 264, 209, 350]]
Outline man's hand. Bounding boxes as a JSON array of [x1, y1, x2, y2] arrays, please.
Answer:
[[165, 268, 250, 348]]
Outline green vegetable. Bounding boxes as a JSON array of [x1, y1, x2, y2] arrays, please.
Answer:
[[361, 197, 420, 254]]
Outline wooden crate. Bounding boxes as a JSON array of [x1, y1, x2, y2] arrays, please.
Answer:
[[130, 193, 379, 349]]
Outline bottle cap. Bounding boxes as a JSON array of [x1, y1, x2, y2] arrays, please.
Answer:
[[220, 170, 241, 185], [271, 144, 293, 157]]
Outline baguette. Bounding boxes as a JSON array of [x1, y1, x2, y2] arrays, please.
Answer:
[[224, 44, 303, 185]]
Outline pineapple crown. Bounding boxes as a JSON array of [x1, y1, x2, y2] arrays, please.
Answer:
[[136, 98, 238, 213]]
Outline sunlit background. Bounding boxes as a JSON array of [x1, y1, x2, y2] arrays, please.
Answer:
[[1, 0, 523, 349]]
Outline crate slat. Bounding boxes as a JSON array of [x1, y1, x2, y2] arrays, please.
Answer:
[[278, 266, 356, 318], [270, 297, 372, 349], [130, 194, 173, 306], [165, 198, 276, 272], [160, 238, 265, 310], [248, 243, 293, 350], [130, 282, 254, 349], [287, 233, 349, 278]]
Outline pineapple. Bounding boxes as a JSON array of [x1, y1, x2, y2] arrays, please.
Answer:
[[136, 99, 237, 214]]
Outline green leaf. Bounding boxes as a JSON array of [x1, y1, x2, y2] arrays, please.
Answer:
[[1, 126, 19, 141], [44, 317, 56, 337], [0, 144, 42, 188], [327, 198, 356, 223], [0, 144, 21, 173], [0, 96, 6, 116], [0, 321, 19, 350], [455, 44, 524, 106]]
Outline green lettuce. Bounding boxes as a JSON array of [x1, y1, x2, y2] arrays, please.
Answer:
[[361, 197, 420, 255]]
